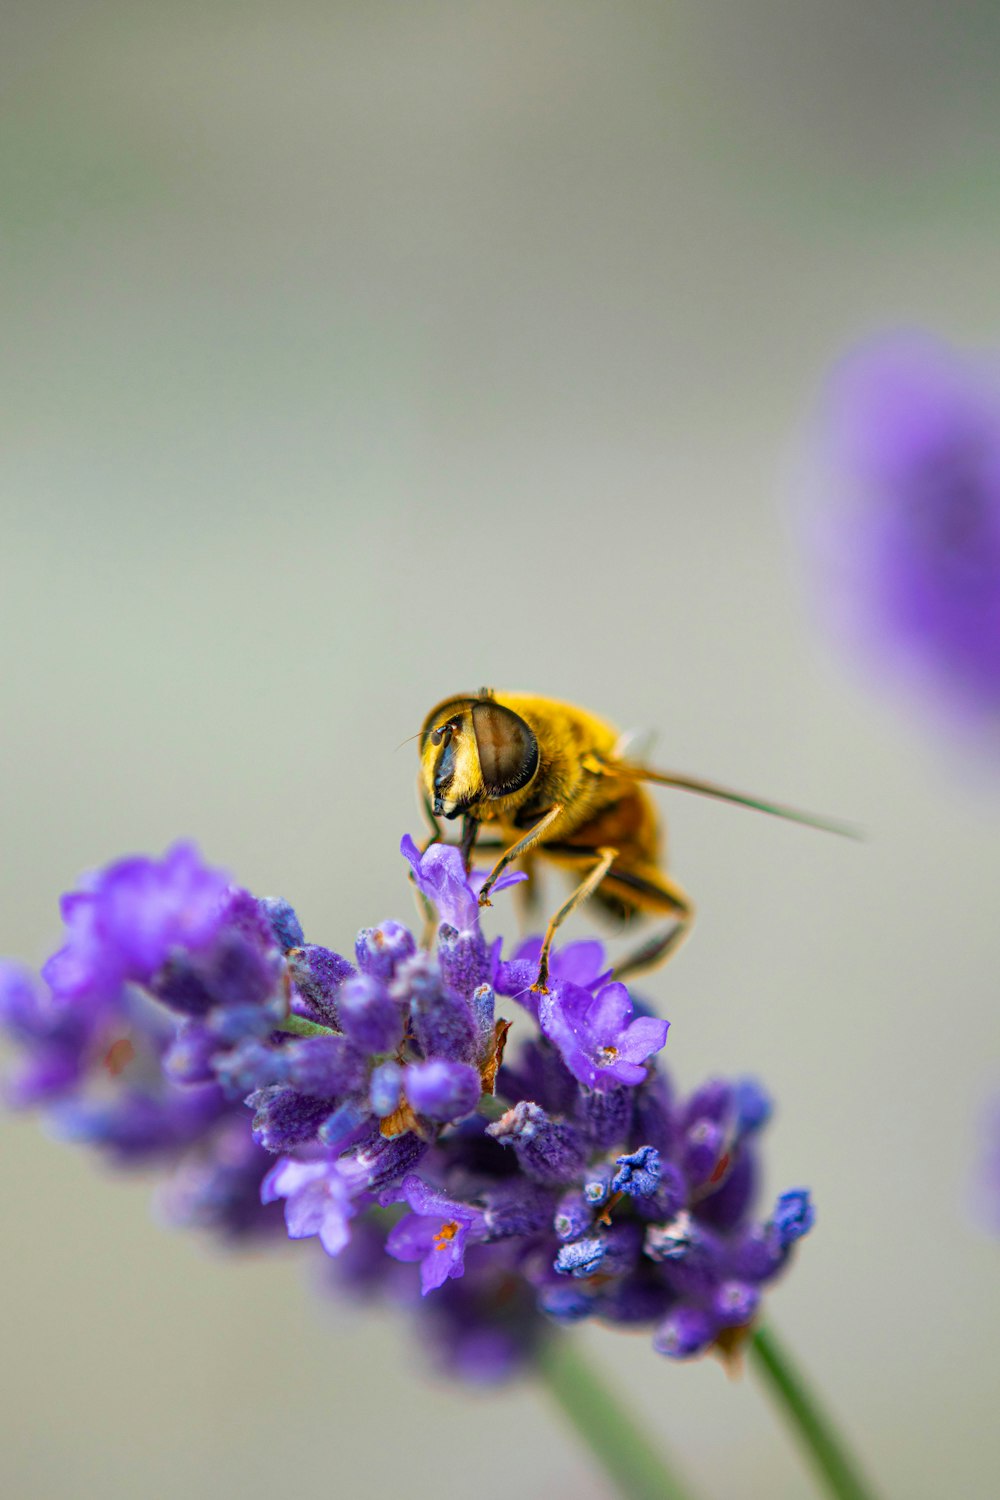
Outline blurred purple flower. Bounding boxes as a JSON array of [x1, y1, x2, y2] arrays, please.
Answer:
[[806, 330, 1000, 730], [43, 842, 232, 1004], [262, 1157, 366, 1256], [157, 1116, 286, 1241], [0, 962, 105, 1106], [976, 1093, 1000, 1236]]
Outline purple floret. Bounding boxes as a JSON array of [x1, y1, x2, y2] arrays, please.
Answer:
[[401, 835, 524, 934], [770, 1188, 816, 1249], [495, 936, 612, 1018], [286, 944, 354, 1028], [261, 1157, 364, 1256], [385, 1175, 488, 1294], [354, 921, 416, 981], [258, 898, 305, 953], [401, 837, 481, 934], [157, 1117, 284, 1240], [613, 1146, 662, 1198], [538, 980, 669, 1089], [42, 842, 233, 1003], [404, 1059, 481, 1122], [0, 962, 105, 1106]]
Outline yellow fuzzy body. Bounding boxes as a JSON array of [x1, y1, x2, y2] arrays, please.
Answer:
[[470, 693, 658, 851]]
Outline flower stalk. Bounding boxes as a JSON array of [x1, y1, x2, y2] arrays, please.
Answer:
[[538, 1333, 700, 1500], [278, 1014, 337, 1039], [750, 1322, 880, 1500]]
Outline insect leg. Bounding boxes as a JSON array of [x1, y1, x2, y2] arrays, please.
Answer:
[[460, 815, 481, 873], [602, 865, 695, 983], [532, 847, 618, 992], [477, 804, 564, 906], [514, 851, 541, 929], [411, 784, 444, 942], [419, 785, 443, 852]]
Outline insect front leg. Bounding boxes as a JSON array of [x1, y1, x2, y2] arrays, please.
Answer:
[[419, 785, 443, 853], [460, 814, 480, 873], [477, 804, 564, 907], [532, 847, 618, 992], [411, 784, 443, 944]]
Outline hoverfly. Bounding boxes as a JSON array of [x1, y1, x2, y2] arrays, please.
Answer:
[[418, 689, 853, 990]]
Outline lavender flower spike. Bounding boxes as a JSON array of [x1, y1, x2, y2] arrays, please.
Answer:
[[1, 830, 816, 1383], [806, 329, 1000, 729]]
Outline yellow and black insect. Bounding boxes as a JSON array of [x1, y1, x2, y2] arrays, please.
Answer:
[[418, 689, 853, 990]]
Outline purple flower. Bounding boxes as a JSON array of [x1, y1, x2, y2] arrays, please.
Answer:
[[261, 1157, 364, 1256], [50, 1081, 224, 1162], [369, 1060, 404, 1117], [653, 1304, 716, 1359], [157, 1117, 284, 1240], [385, 1175, 488, 1294], [401, 953, 479, 1063], [979, 1094, 1000, 1236], [338, 975, 404, 1054], [404, 1059, 481, 1122], [495, 937, 612, 1018], [554, 1222, 642, 1280], [400, 836, 524, 933], [42, 842, 233, 1003], [770, 1189, 816, 1249], [287, 944, 355, 1028], [2, 832, 817, 1381], [806, 330, 1000, 729], [0, 962, 104, 1106], [401, 837, 480, 933], [538, 981, 669, 1089], [487, 1100, 587, 1184], [354, 921, 416, 981], [258, 897, 305, 953], [250, 1087, 342, 1152], [613, 1146, 662, 1198]]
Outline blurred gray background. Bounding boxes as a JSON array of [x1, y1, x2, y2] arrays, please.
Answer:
[[3, 4, 1000, 1497]]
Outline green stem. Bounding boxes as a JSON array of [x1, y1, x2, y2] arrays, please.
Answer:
[[537, 1334, 700, 1500], [277, 1014, 337, 1038], [750, 1324, 880, 1500], [475, 1092, 509, 1121]]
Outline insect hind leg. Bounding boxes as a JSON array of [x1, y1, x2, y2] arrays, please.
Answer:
[[600, 863, 695, 984]]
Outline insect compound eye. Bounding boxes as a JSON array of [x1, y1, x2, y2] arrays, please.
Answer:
[[471, 702, 539, 798]]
